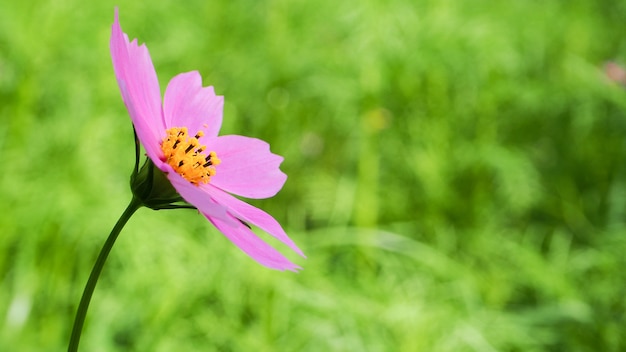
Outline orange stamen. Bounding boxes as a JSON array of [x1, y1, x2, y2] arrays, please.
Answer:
[[160, 127, 221, 185]]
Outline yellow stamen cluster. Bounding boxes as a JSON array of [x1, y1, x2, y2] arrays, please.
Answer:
[[161, 127, 221, 185]]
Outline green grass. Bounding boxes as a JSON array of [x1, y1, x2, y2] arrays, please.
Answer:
[[1, 0, 626, 350]]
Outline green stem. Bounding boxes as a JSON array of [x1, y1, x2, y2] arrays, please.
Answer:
[[68, 197, 142, 352]]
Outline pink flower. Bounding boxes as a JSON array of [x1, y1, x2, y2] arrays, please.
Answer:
[[110, 9, 304, 271]]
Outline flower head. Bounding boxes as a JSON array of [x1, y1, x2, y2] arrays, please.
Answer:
[[110, 9, 304, 271]]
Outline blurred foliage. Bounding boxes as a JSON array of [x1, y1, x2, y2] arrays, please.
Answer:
[[1, 0, 626, 351]]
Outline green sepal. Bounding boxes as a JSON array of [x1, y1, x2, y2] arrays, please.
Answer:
[[129, 128, 195, 210], [130, 157, 195, 210]]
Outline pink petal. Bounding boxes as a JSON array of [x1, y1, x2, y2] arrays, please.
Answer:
[[110, 9, 165, 163], [207, 135, 288, 199], [164, 166, 234, 224], [204, 185, 305, 257], [163, 71, 224, 139], [208, 213, 301, 271]]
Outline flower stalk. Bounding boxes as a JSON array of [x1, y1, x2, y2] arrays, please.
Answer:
[[68, 197, 142, 352]]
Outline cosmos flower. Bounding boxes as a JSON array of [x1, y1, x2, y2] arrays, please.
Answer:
[[605, 61, 626, 87], [110, 9, 304, 271]]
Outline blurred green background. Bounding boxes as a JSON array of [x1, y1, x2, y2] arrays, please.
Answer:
[[1, 0, 626, 350]]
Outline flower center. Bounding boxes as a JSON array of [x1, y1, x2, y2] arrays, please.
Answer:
[[160, 127, 221, 185]]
